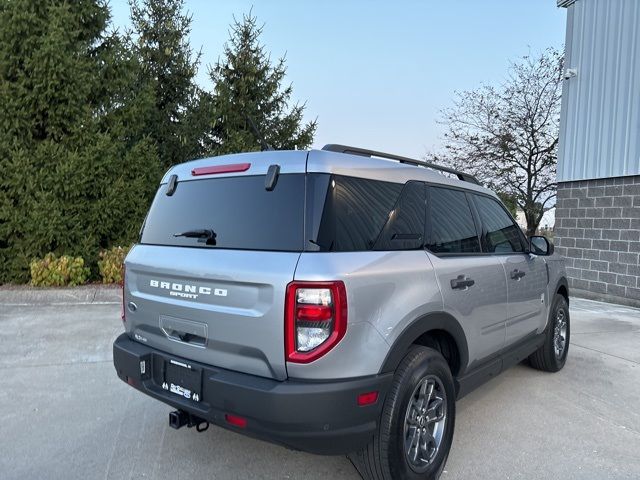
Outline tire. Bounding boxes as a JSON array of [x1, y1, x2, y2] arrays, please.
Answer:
[[349, 346, 456, 480], [528, 294, 570, 372]]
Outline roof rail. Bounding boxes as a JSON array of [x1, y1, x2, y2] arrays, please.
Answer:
[[321, 144, 480, 185]]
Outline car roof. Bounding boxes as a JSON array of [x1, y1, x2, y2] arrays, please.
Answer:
[[162, 149, 497, 198], [307, 149, 496, 197]]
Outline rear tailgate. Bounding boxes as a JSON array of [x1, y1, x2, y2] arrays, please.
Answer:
[[124, 152, 308, 380], [124, 246, 298, 380]]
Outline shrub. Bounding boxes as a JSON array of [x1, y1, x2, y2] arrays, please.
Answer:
[[30, 253, 90, 287], [98, 246, 130, 284]]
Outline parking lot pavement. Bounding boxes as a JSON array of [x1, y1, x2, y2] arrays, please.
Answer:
[[0, 296, 638, 480]]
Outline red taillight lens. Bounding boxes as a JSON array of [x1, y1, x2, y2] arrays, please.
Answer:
[[285, 281, 347, 364], [296, 304, 333, 321], [120, 264, 126, 323]]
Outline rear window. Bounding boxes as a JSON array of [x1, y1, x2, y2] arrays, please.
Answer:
[[140, 174, 305, 251]]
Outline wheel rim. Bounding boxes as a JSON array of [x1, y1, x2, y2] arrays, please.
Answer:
[[403, 375, 447, 473], [553, 308, 568, 360]]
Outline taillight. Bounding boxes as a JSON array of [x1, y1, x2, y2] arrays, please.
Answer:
[[285, 281, 347, 363], [120, 264, 126, 323]]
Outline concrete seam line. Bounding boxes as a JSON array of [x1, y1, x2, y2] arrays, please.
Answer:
[[0, 286, 121, 305], [571, 343, 640, 366]]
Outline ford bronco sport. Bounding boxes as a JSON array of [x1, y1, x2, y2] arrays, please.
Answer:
[[113, 144, 569, 480]]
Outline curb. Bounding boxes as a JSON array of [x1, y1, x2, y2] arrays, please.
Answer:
[[571, 287, 640, 310], [0, 285, 121, 305]]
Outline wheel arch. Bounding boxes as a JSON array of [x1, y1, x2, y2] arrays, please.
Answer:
[[379, 312, 469, 378], [555, 276, 569, 304]]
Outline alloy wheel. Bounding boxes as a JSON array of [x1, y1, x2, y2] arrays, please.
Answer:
[[403, 375, 447, 473], [553, 308, 568, 359]]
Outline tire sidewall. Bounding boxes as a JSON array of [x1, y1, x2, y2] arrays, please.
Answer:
[[387, 350, 456, 480], [548, 295, 570, 369]]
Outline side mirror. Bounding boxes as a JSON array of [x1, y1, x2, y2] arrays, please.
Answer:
[[529, 235, 554, 256]]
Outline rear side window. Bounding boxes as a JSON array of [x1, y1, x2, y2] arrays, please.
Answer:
[[427, 187, 480, 254], [473, 195, 525, 253], [140, 174, 305, 251], [308, 175, 403, 251], [373, 181, 426, 251]]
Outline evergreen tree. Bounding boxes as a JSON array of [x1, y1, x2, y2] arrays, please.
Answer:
[[207, 12, 316, 154], [129, 0, 211, 168], [0, 0, 161, 283]]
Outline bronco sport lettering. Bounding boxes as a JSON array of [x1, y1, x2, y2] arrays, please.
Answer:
[[149, 279, 228, 299]]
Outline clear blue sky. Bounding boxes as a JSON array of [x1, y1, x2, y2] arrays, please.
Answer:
[[109, 0, 566, 159]]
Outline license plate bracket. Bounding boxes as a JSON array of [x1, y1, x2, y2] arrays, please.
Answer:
[[161, 358, 202, 402]]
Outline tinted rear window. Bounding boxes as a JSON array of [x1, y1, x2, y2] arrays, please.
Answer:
[[307, 175, 404, 251], [373, 181, 426, 251], [427, 187, 481, 254], [141, 174, 305, 251]]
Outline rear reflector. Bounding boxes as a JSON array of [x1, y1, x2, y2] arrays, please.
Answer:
[[296, 304, 333, 322], [191, 163, 251, 176], [357, 391, 378, 406], [225, 413, 247, 428]]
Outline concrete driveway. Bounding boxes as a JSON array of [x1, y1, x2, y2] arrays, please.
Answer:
[[0, 292, 638, 479]]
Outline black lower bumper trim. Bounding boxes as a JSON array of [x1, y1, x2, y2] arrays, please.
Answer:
[[113, 333, 392, 455]]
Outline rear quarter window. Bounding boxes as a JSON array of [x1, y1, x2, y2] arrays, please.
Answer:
[[308, 175, 404, 252]]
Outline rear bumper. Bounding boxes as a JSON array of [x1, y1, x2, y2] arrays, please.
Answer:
[[113, 333, 393, 455]]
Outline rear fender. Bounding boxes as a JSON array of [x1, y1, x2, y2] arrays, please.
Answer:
[[379, 312, 469, 376]]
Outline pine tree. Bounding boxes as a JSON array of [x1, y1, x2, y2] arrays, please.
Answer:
[[129, 0, 211, 168], [0, 0, 162, 283], [207, 12, 316, 155]]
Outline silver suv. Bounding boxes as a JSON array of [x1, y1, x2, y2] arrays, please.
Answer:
[[113, 145, 569, 480]]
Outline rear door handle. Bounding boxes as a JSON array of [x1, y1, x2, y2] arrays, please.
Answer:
[[450, 275, 475, 290], [510, 269, 526, 280]]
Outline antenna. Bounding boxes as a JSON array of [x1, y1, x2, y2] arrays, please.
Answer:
[[243, 114, 273, 151]]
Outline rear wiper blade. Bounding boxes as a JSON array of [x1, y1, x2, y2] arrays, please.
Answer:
[[174, 229, 216, 240]]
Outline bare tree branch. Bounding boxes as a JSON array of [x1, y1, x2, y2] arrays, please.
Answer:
[[429, 48, 563, 235]]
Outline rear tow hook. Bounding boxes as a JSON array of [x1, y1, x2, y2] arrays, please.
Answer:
[[169, 409, 209, 432]]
